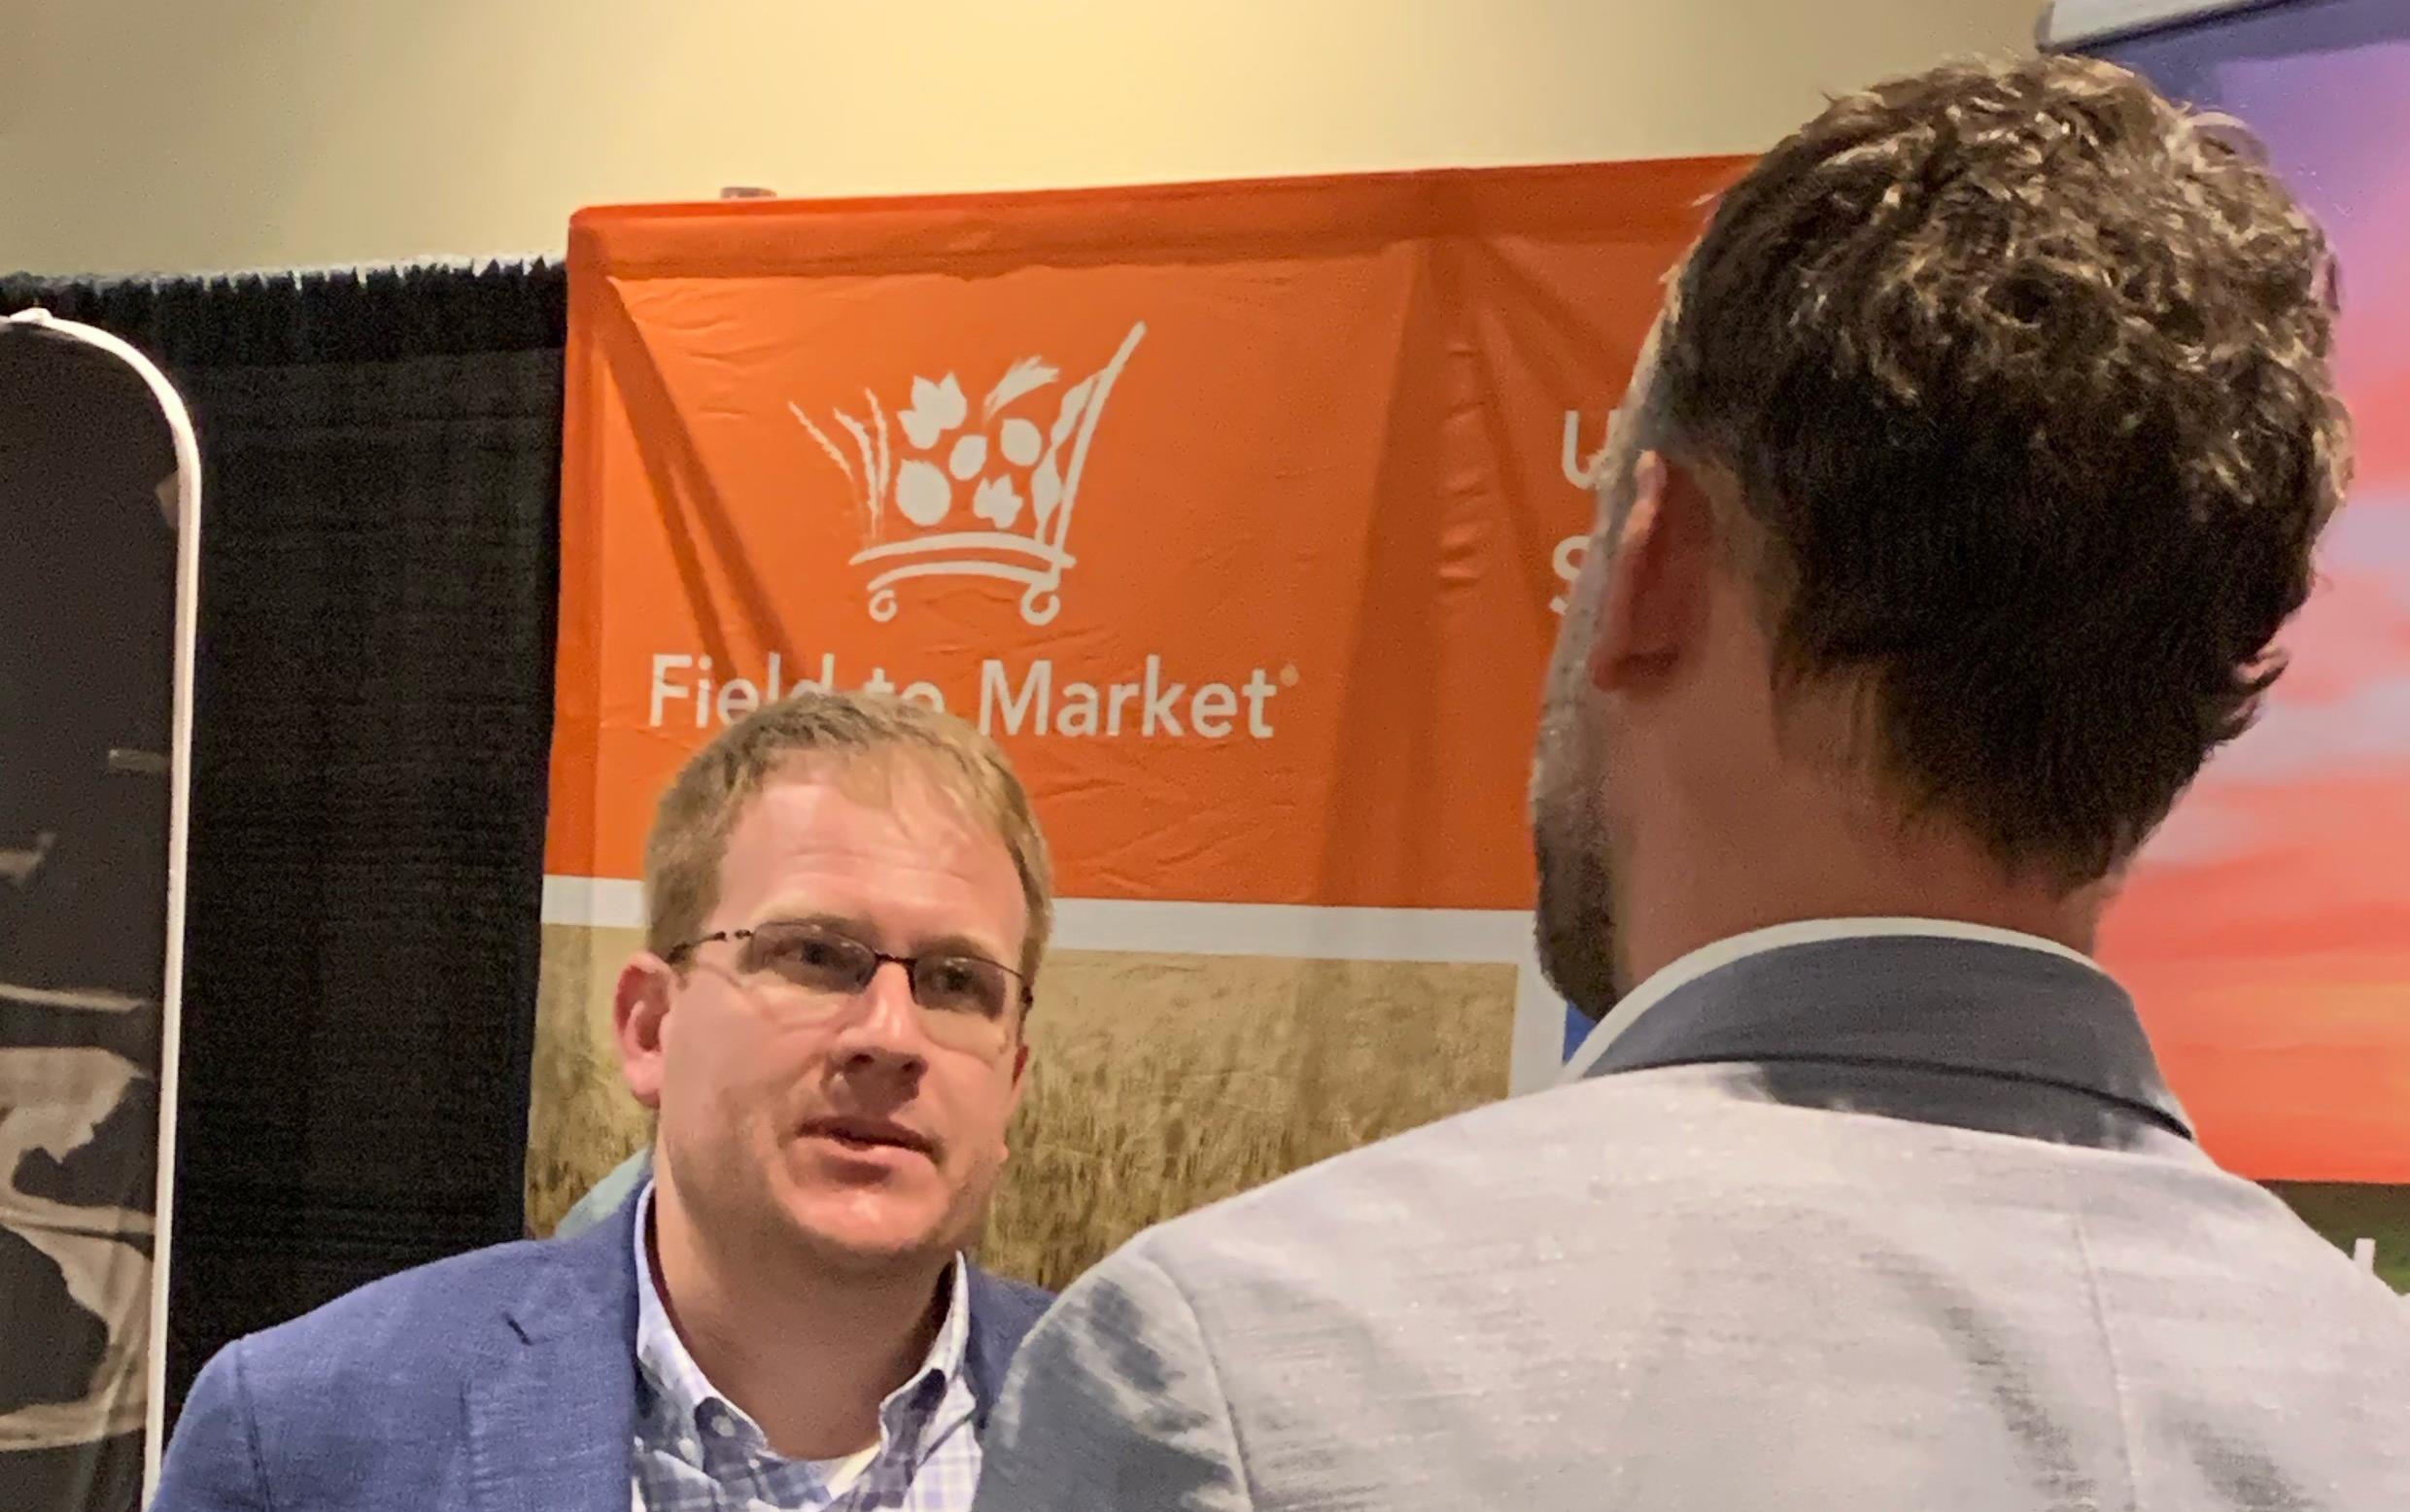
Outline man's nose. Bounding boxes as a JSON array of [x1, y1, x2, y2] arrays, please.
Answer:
[[831, 959, 931, 1071]]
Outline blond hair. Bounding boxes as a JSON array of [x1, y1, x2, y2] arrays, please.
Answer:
[[643, 689, 1054, 987]]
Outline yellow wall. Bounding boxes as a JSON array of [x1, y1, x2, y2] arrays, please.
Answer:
[[4, 0, 2042, 276]]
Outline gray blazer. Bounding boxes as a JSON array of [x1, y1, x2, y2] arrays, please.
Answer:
[[973, 933, 2410, 1510]]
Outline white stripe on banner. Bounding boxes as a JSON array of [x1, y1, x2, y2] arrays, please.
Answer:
[[540, 875, 1570, 1093], [541, 875, 644, 929]]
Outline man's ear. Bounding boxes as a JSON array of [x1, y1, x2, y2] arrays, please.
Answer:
[[1588, 451, 1717, 694], [614, 954, 676, 1111]]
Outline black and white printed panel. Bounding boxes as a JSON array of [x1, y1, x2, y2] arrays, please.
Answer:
[[1, 311, 199, 1512]]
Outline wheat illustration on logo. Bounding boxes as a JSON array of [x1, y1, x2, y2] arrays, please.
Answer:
[[791, 322, 1146, 625]]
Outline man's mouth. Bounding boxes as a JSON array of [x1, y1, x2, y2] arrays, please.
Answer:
[[798, 1116, 935, 1157]]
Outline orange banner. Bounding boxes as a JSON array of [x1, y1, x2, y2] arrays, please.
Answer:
[[548, 161, 1739, 910], [542, 160, 2406, 1196]]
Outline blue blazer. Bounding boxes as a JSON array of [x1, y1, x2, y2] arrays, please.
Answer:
[[152, 1194, 1053, 1511]]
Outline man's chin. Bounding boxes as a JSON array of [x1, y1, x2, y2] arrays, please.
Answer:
[[767, 1138, 946, 1251], [1537, 938, 1622, 1022], [776, 1187, 964, 1275], [1533, 884, 1621, 1020], [1532, 809, 1623, 1018]]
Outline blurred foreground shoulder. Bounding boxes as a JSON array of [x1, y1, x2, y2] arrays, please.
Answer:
[[973, 1239, 1255, 1512], [975, 1086, 1625, 1512]]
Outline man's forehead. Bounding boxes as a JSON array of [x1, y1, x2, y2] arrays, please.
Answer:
[[735, 752, 988, 851], [719, 754, 1020, 915], [693, 746, 1030, 951]]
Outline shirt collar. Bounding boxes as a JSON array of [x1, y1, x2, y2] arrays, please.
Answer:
[[1557, 917, 2190, 1140], [632, 1180, 974, 1469]]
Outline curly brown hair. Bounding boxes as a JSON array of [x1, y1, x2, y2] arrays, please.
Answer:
[[1641, 54, 2352, 883]]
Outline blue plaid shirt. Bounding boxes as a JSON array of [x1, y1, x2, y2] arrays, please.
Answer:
[[630, 1184, 983, 1511]]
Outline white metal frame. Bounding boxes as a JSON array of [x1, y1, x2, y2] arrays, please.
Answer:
[[2040, 0, 2297, 50]]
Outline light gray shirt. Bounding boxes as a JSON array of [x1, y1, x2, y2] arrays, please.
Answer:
[[629, 1182, 983, 1511], [973, 922, 2410, 1510]]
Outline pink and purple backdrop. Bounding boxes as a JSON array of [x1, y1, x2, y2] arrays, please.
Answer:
[[2098, 1, 2410, 1191]]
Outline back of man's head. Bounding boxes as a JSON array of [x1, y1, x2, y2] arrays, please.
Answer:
[[1644, 54, 2348, 884]]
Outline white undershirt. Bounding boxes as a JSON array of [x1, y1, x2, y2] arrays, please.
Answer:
[[806, 1443, 879, 1496], [1558, 915, 2102, 1083]]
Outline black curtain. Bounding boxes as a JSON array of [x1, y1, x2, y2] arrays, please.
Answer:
[[1, 265, 567, 1432]]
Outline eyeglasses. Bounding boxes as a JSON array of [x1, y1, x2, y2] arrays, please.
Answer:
[[664, 920, 1028, 1054]]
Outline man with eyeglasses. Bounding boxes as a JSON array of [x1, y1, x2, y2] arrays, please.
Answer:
[[155, 690, 1056, 1512]]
